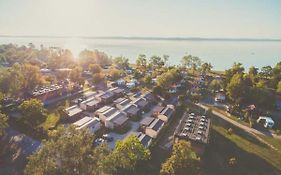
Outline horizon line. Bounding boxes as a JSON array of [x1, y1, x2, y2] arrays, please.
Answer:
[[1, 35, 281, 42]]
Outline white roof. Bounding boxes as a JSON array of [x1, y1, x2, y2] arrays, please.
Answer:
[[258, 116, 274, 124], [73, 117, 100, 130]]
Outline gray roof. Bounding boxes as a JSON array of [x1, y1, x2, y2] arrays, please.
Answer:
[[161, 107, 174, 118], [148, 119, 164, 131], [140, 117, 155, 126], [122, 104, 140, 115], [65, 105, 83, 117]]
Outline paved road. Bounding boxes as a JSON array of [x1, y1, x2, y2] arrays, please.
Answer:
[[198, 103, 281, 140]]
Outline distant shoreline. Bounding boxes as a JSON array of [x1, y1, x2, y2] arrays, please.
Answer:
[[1, 35, 281, 42]]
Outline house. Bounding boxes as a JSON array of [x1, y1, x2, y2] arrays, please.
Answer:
[[65, 105, 83, 122], [95, 106, 118, 122], [132, 97, 149, 110], [157, 105, 175, 122], [152, 106, 165, 117], [141, 91, 155, 103], [105, 111, 129, 130], [122, 104, 140, 118], [116, 79, 126, 86], [96, 91, 115, 104], [109, 87, 125, 97], [145, 118, 165, 138], [174, 113, 211, 155], [83, 91, 98, 99], [73, 116, 101, 133], [115, 98, 131, 110], [140, 117, 155, 128], [135, 132, 153, 148], [79, 97, 101, 111], [129, 92, 142, 100], [257, 116, 275, 128]]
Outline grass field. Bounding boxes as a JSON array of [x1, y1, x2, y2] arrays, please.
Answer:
[[204, 124, 281, 175]]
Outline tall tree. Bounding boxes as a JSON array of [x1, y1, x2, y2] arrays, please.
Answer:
[[19, 99, 47, 127], [69, 66, 84, 85], [136, 54, 147, 70], [160, 140, 200, 175], [104, 135, 151, 174], [25, 126, 110, 175], [113, 56, 129, 69], [226, 73, 247, 106], [88, 64, 102, 74], [181, 55, 202, 73]]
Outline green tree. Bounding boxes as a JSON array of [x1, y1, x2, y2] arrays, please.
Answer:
[[21, 64, 44, 92], [136, 54, 147, 70], [160, 140, 200, 175], [209, 79, 223, 92], [259, 65, 273, 79], [0, 113, 8, 137], [181, 55, 202, 74], [201, 62, 213, 73], [149, 55, 165, 69], [225, 62, 244, 85], [69, 66, 84, 85], [143, 75, 152, 86], [108, 68, 122, 81], [19, 99, 47, 127], [25, 126, 110, 175], [104, 135, 151, 174], [89, 64, 102, 74], [226, 73, 247, 106], [113, 56, 129, 69], [93, 73, 105, 84], [277, 81, 281, 95]]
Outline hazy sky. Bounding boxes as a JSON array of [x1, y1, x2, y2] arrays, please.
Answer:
[[1, 0, 281, 38]]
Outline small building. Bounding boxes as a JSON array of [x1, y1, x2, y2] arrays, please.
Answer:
[[140, 117, 155, 128], [257, 116, 275, 128], [135, 132, 153, 148], [152, 106, 165, 116], [96, 91, 115, 104], [109, 87, 125, 97], [105, 110, 129, 130], [145, 118, 165, 138], [79, 97, 101, 111], [83, 91, 98, 99], [122, 104, 140, 118], [116, 79, 126, 86], [65, 105, 83, 122], [141, 91, 155, 103], [95, 106, 118, 122], [157, 105, 175, 123], [31, 84, 64, 103], [73, 116, 101, 133], [132, 97, 149, 110], [174, 113, 211, 155], [114, 98, 131, 110]]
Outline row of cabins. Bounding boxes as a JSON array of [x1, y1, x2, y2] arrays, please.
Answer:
[[134, 104, 175, 148], [31, 84, 66, 103]]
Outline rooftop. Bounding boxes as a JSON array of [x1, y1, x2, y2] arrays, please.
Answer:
[[148, 118, 164, 132], [73, 117, 100, 130], [174, 113, 211, 144], [122, 104, 140, 115], [132, 97, 148, 108], [160, 105, 174, 118], [140, 117, 155, 126], [136, 132, 152, 148], [65, 105, 83, 117]]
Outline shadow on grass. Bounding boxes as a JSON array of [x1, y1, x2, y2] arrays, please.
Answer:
[[202, 129, 281, 175]]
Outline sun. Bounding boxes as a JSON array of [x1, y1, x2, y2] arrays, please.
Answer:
[[63, 38, 87, 59]]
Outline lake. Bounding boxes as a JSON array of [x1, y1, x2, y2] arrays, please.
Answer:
[[1, 36, 281, 70]]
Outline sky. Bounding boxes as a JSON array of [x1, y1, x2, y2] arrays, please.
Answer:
[[0, 0, 281, 38]]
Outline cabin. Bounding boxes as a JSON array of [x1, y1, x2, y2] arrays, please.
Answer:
[[135, 132, 153, 148], [145, 118, 165, 138], [141, 91, 155, 103], [95, 106, 118, 122], [157, 105, 175, 122], [96, 91, 115, 104], [109, 87, 125, 98], [122, 104, 140, 118], [73, 116, 101, 133], [114, 98, 131, 110], [79, 97, 101, 111], [132, 97, 149, 110], [65, 105, 83, 122], [105, 111, 129, 130]]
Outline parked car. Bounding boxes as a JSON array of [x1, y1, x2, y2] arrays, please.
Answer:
[[102, 134, 113, 142], [94, 138, 106, 146]]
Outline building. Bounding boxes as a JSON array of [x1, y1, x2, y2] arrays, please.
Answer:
[[141, 91, 155, 103], [95, 106, 129, 130], [109, 87, 125, 97], [135, 132, 153, 148], [145, 118, 165, 138], [116, 79, 126, 86], [157, 105, 175, 122], [132, 97, 149, 110], [65, 105, 83, 122], [79, 97, 101, 111], [73, 116, 101, 133], [83, 91, 98, 99], [215, 92, 226, 102], [31, 84, 64, 103], [96, 91, 115, 104], [257, 116, 275, 128], [140, 117, 155, 128], [122, 104, 140, 118], [153, 106, 165, 116], [174, 113, 211, 155], [114, 98, 131, 110]]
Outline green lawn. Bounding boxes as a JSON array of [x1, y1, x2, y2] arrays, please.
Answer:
[[40, 113, 60, 131], [207, 125, 281, 175]]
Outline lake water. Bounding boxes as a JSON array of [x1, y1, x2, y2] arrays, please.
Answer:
[[1, 37, 281, 70]]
